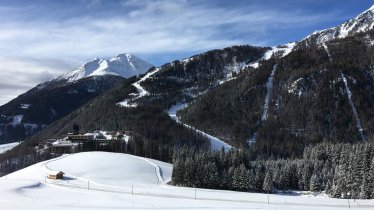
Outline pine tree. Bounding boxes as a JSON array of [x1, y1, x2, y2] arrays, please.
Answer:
[[331, 165, 343, 198], [310, 174, 321, 192], [239, 165, 250, 191], [351, 146, 364, 198], [333, 146, 349, 198], [359, 175, 370, 199], [301, 161, 313, 190], [248, 169, 256, 191], [220, 169, 229, 189], [172, 159, 183, 185], [232, 165, 242, 191], [203, 162, 219, 189], [194, 156, 205, 188], [228, 165, 235, 190], [263, 170, 273, 193], [366, 157, 374, 199], [183, 157, 196, 187], [254, 168, 265, 191]]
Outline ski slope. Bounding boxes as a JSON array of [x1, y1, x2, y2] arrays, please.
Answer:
[[1, 152, 374, 210], [0, 142, 21, 154], [341, 72, 366, 141], [116, 65, 233, 151], [118, 67, 160, 107], [322, 43, 332, 62], [261, 64, 277, 121], [167, 103, 232, 151], [248, 43, 295, 68]]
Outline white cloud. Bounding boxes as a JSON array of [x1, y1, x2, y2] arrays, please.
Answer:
[[0, 0, 344, 105], [0, 56, 79, 105]]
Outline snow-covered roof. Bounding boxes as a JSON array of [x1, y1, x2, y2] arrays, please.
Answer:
[[52, 140, 78, 147]]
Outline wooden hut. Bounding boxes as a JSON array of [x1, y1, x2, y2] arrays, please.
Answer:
[[48, 171, 64, 180]]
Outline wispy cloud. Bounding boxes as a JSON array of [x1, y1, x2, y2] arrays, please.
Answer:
[[0, 0, 348, 105]]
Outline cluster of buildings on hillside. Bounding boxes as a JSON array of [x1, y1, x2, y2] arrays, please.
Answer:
[[39, 131, 131, 154]]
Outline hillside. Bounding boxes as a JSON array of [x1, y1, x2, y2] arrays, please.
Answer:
[[1, 151, 372, 210], [5, 45, 266, 146], [178, 19, 374, 158], [0, 53, 153, 145], [0, 75, 124, 144]]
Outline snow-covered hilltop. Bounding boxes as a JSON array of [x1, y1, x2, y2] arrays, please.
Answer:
[[303, 5, 374, 44], [57, 53, 154, 82]]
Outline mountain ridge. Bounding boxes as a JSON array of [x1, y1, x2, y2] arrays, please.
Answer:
[[301, 5, 374, 45], [56, 53, 154, 83]]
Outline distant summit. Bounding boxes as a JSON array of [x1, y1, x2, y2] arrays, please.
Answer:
[[56, 53, 154, 82]]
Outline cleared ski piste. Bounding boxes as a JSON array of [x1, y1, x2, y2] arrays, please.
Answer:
[[0, 142, 21, 154], [167, 103, 232, 151], [117, 67, 160, 108], [1, 152, 372, 210]]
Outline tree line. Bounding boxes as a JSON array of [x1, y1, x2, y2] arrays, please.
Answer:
[[172, 142, 374, 199]]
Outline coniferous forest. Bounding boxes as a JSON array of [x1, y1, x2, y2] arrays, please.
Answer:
[[172, 142, 374, 199]]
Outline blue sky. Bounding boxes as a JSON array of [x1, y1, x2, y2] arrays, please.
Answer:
[[0, 0, 373, 105]]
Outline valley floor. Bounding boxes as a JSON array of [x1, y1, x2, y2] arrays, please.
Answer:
[[0, 152, 373, 210]]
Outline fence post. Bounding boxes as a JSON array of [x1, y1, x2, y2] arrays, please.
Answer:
[[195, 189, 197, 200], [132, 185, 134, 195], [348, 199, 351, 209], [88, 180, 90, 190]]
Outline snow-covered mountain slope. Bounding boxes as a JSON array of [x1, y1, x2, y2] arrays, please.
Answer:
[[57, 53, 154, 82], [1, 152, 373, 210], [117, 45, 268, 109], [248, 42, 295, 68], [0, 142, 21, 154], [250, 4, 374, 68], [167, 103, 233, 151], [303, 5, 374, 44], [118, 67, 160, 108], [0, 75, 124, 145], [0, 53, 152, 145]]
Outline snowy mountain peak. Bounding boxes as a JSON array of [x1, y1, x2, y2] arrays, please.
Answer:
[[57, 53, 154, 83], [367, 4, 374, 12], [303, 4, 374, 44], [112, 53, 132, 60]]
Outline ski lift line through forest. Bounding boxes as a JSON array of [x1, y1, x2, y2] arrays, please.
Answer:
[[323, 43, 366, 141]]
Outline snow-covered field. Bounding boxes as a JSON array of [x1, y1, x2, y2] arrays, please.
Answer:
[[0, 142, 21, 154], [1, 152, 373, 210]]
